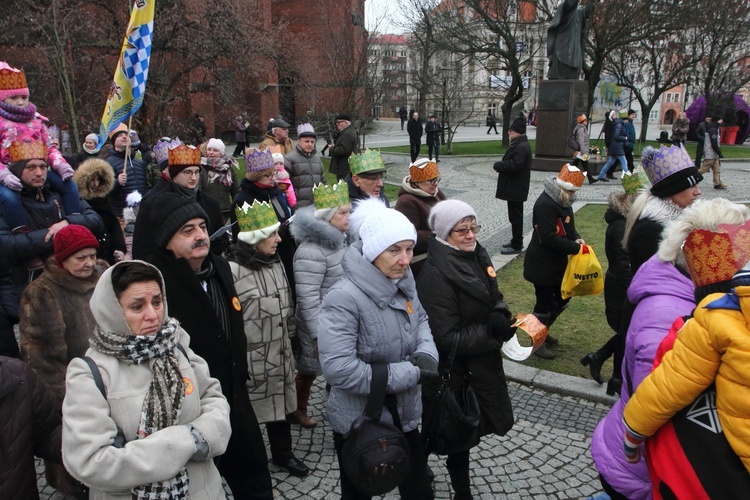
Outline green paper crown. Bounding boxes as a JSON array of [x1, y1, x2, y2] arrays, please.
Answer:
[[313, 181, 350, 210], [349, 149, 385, 176], [235, 200, 278, 234]]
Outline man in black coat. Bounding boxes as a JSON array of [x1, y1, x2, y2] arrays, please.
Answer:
[[132, 144, 226, 261], [407, 111, 423, 162], [147, 193, 273, 500], [328, 114, 358, 181], [493, 116, 531, 254]]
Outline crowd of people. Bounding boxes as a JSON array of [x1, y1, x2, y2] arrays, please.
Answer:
[[2, 56, 749, 500]]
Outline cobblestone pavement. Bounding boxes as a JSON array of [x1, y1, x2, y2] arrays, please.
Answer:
[[36, 122, 749, 498]]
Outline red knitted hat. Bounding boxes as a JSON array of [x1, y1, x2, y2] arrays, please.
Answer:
[[54, 224, 99, 267]]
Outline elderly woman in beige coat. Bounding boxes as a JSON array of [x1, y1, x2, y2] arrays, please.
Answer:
[[227, 200, 309, 478], [62, 261, 230, 499]]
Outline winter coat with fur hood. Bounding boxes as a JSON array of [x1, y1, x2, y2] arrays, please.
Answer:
[[227, 242, 297, 423], [604, 194, 632, 333], [289, 207, 348, 374], [626, 194, 684, 273], [73, 158, 126, 264], [19, 257, 101, 495], [61, 263, 231, 500]]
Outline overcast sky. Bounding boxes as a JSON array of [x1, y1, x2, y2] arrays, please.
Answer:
[[366, 0, 407, 34]]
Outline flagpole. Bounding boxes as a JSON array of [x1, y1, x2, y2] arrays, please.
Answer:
[[122, 115, 133, 182]]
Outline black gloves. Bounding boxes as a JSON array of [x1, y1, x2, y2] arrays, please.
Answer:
[[411, 353, 439, 384], [488, 309, 517, 342]]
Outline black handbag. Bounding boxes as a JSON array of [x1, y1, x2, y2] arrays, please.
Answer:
[[421, 332, 481, 455], [340, 363, 411, 496], [567, 137, 580, 151]]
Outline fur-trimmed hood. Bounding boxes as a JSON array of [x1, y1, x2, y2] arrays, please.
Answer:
[[289, 206, 347, 251], [606, 192, 632, 219], [73, 158, 115, 200], [640, 194, 683, 226]]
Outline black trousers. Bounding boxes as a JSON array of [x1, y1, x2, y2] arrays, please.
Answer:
[[232, 141, 246, 157], [625, 148, 635, 172], [487, 124, 498, 134], [0, 313, 19, 358], [332, 428, 433, 500], [410, 140, 421, 162], [266, 420, 294, 462], [533, 284, 571, 324], [507, 200, 524, 249]]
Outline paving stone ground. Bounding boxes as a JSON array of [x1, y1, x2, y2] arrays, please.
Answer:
[[36, 120, 750, 498]]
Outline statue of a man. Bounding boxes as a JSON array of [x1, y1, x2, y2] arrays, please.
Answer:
[[547, 0, 595, 79]]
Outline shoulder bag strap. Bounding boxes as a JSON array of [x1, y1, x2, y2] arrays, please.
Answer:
[[81, 356, 107, 398], [175, 343, 188, 360], [364, 363, 388, 421]]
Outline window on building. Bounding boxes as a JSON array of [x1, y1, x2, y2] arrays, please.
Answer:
[[674, 93, 680, 103], [649, 110, 659, 121], [400, 51, 407, 57], [385, 50, 395, 56], [370, 49, 378, 56], [666, 93, 672, 102]]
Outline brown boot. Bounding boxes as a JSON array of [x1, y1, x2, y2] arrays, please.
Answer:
[[288, 373, 318, 428]]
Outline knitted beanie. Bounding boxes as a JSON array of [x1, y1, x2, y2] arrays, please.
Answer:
[[207, 138, 225, 155], [350, 198, 416, 262], [271, 152, 284, 164], [109, 123, 129, 143], [428, 200, 477, 240], [85, 133, 98, 144], [54, 224, 99, 267], [509, 117, 526, 134], [151, 193, 208, 248]]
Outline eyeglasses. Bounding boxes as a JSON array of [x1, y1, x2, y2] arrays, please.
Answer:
[[450, 225, 481, 236], [180, 168, 201, 177], [424, 177, 441, 185]]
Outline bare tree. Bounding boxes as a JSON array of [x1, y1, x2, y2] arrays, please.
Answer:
[[430, 58, 484, 153]]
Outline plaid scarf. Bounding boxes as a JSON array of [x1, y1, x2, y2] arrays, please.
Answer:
[[200, 156, 235, 186], [90, 318, 190, 499]]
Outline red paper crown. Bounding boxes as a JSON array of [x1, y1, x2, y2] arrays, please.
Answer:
[[8, 139, 46, 163], [682, 220, 750, 287], [0, 66, 27, 92], [168, 144, 201, 166]]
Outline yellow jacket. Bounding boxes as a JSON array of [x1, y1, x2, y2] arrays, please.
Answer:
[[623, 285, 750, 472]]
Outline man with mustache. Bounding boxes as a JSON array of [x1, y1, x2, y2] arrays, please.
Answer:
[[147, 192, 274, 500]]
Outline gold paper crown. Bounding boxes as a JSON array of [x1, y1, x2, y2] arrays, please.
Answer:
[[682, 220, 750, 287], [8, 139, 46, 163], [409, 158, 439, 182], [0, 65, 27, 92], [557, 163, 585, 189], [621, 171, 647, 196], [350, 149, 386, 176], [168, 144, 201, 166], [235, 200, 279, 233], [313, 181, 350, 210]]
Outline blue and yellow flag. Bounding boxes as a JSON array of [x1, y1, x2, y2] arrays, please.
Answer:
[[97, 0, 155, 145]]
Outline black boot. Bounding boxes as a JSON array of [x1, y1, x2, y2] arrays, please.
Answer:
[[606, 377, 622, 396], [447, 452, 473, 500], [580, 352, 605, 384]]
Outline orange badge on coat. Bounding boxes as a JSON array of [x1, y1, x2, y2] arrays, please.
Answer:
[[183, 378, 194, 395], [406, 300, 413, 314], [232, 297, 242, 311], [487, 266, 497, 278]]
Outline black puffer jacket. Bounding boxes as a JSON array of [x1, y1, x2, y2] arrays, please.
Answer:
[[417, 237, 514, 437], [603, 195, 632, 333], [106, 148, 148, 217], [0, 356, 62, 500], [523, 186, 581, 286]]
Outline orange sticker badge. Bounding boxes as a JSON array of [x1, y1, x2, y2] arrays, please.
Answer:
[[232, 296, 242, 311], [565, 216, 571, 224], [405, 300, 413, 314], [183, 377, 194, 395], [486, 266, 497, 278]]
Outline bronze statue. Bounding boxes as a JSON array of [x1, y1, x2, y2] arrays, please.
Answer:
[[547, 0, 595, 80]]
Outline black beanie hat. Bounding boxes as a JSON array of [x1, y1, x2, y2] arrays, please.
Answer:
[[650, 167, 703, 198], [510, 116, 526, 134], [151, 193, 208, 248]]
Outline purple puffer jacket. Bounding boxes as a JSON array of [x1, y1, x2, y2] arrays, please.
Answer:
[[590, 255, 694, 499]]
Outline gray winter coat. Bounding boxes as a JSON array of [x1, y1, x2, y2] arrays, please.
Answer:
[[289, 208, 348, 375], [318, 242, 438, 434], [284, 146, 326, 208]]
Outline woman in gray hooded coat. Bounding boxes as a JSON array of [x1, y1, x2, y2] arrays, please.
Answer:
[[289, 181, 350, 428]]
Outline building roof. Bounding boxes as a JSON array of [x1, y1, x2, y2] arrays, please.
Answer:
[[372, 33, 409, 45]]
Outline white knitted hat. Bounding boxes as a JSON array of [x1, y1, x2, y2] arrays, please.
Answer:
[[271, 152, 284, 164], [351, 198, 416, 261], [429, 200, 477, 240], [207, 138, 225, 155]]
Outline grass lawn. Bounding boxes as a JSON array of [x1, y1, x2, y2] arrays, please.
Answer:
[[378, 140, 750, 159], [496, 204, 616, 381]]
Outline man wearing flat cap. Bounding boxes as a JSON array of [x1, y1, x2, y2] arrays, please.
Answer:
[[328, 113, 358, 181], [260, 117, 294, 154], [147, 192, 274, 500]]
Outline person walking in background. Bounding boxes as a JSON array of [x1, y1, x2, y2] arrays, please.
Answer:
[[698, 117, 727, 190], [394, 158, 446, 275], [595, 111, 629, 182], [417, 199, 516, 499], [523, 164, 586, 359], [571, 114, 593, 183], [591, 199, 750, 500], [407, 110, 423, 163], [399, 106, 408, 130], [623, 109, 636, 172], [670, 111, 689, 147], [233, 115, 248, 158], [602, 110, 616, 179], [694, 114, 711, 167], [425, 114, 442, 162], [486, 110, 499, 134], [289, 181, 350, 429], [494, 116, 531, 255], [228, 200, 310, 478], [328, 114, 358, 181]]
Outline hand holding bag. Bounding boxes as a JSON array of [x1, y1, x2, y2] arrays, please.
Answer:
[[560, 244, 604, 299], [340, 363, 411, 496], [421, 332, 481, 455]]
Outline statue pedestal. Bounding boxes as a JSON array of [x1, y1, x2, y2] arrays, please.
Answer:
[[532, 79, 589, 172]]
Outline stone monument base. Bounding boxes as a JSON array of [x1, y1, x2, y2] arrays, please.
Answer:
[[533, 79, 589, 171]]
